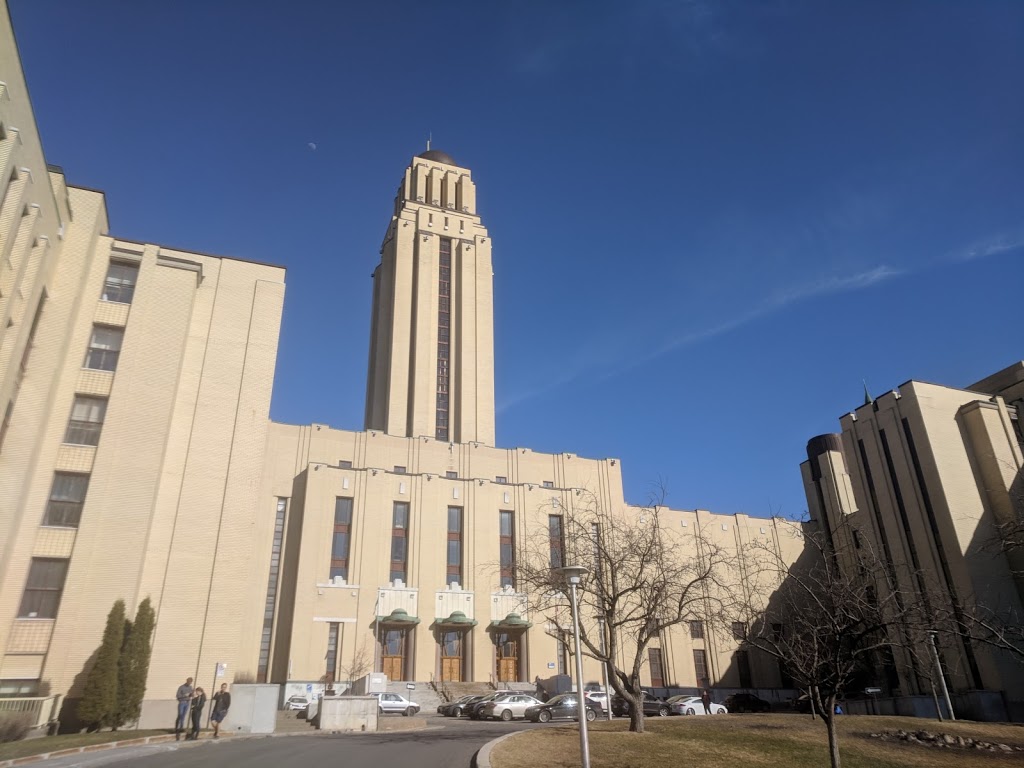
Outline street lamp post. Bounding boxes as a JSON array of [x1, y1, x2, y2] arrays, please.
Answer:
[[928, 631, 956, 721], [561, 565, 591, 768]]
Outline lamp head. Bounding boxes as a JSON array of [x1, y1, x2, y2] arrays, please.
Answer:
[[560, 565, 589, 586]]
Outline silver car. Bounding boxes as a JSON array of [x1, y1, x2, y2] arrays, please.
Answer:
[[374, 692, 420, 716], [480, 694, 543, 721]]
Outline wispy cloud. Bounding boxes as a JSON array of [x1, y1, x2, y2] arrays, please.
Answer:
[[953, 232, 1024, 262], [498, 264, 901, 413], [651, 265, 901, 359]]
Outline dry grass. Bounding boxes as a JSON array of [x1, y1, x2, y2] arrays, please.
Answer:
[[0, 730, 170, 761], [490, 715, 1024, 768]]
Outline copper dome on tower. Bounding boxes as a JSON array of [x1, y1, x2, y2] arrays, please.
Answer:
[[417, 149, 457, 166]]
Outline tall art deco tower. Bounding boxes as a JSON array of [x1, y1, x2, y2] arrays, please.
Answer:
[[364, 149, 496, 445]]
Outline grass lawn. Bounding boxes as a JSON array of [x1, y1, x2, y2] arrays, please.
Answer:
[[0, 730, 171, 761], [491, 715, 1024, 768]]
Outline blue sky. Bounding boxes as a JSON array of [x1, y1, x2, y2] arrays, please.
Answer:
[[10, 1, 1023, 518]]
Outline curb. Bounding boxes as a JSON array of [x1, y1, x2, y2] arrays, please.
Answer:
[[472, 730, 522, 768], [0, 720, 440, 766]]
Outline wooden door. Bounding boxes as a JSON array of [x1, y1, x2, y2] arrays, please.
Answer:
[[441, 656, 462, 682], [649, 648, 665, 687], [383, 655, 403, 681], [498, 657, 517, 682]]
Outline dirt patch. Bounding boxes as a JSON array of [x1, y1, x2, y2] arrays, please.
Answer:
[[871, 729, 1024, 753]]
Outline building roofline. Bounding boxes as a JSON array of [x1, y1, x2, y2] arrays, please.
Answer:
[[110, 236, 287, 272]]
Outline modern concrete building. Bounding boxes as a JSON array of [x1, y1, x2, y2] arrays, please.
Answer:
[[802, 364, 1024, 719]]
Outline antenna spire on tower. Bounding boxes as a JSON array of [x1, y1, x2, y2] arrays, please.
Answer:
[[426, 132, 432, 151]]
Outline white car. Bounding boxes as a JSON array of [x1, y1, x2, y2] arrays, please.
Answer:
[[285, 694, 309, 711], [374, 692, 420, 716], [480, 694, 543, 721], [666, 695, 728, 715]]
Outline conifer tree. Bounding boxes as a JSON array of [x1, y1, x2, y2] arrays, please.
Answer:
[[114, 598, 155, 729], [77, 600, 126, 730]]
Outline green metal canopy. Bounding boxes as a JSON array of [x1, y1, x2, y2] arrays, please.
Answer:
[[488, 612, 533, 631], [376, 608, 421, 627], [431, 611, 478, 629]]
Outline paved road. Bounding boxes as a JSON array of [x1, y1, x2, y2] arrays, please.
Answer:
[[31, 716, 540, 768]]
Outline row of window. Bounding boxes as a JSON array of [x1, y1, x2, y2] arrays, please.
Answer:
[[328, 498, 526, 590]]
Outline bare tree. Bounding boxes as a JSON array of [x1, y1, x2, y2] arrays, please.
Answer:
[[515, 490, 733, 733], [339, 642, 373, 689], [740, 518, 931, 768]]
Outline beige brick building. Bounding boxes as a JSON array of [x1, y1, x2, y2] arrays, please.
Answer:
[[22, 0, 1024, 731], [802, 365, 1024, 718]]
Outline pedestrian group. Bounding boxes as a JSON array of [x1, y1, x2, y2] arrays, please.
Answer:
[[175, 677, 231, 740]]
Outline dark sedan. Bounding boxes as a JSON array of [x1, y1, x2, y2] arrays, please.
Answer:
[[438, 694, 480, 717], [725, 693, 771, 713], [610, 691, 670, 718], [525, 693, 599, 723]]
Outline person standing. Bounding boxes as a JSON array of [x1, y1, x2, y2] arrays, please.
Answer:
[[174, 677, 194, 740], [211, 683, 231, 738], [701, 688, 712, 715], [188, 687, 207, 740]]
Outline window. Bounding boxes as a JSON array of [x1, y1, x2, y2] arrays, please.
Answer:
[[43, 473, 90, 528], [499, 510, 515, 588], [693, 649, 709, 688], [64, 395, 107, 446], [258, 498, 287, 681], [590, 522, 601, 567], [732, 621, 747, 641], [495, 476, 507, 484], [689, 620, 704, 639], [435, 238, 451, 441], [101, 261, 139, 304], [556, 638, 567, 676], [771, 623, 784, 641], [390, 501, 409, 583], [542, 481, 554, 489], [649, 648, 665, 687], [736, 650, 752, 688], [394, 465, 406, 474], [852, 529, 862, 549], [325, 623, 339, 683], [18, 558, 69, 618], [445, 471, 458, 479], [548, 514, 565, 569], [330, 497, 353, 581], [446, 506, 462, 586], [338, 460, 353, 469], [84, 326, 124, 371]]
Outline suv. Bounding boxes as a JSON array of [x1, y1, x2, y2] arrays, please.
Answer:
[[610, 691, 669, 717], [373, 692, 420, 716]]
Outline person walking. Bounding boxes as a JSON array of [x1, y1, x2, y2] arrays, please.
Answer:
[[174, 677, 194, 740], [188, 687, 207, 740], [211, 683, 231, 738], [701, 688, 712, 715]]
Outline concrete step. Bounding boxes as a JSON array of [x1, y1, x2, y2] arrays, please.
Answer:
[[276, 710, 316, 733]]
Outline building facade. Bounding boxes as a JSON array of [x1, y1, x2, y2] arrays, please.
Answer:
[[0, 3, 285, 726], [802, 364, 1024, 718]]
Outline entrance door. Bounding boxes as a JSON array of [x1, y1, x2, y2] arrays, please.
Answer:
[[440, 631, 463, 682], [381, 629, 407, 681], [496, 633, 519, 683]]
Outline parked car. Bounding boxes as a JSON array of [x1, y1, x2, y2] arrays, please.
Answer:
[[373, 692, 420, 716], [725, 693, 771, 713], [438, 694, 477, 716], [583, 691, 610, 711], [666, 695, 728, 715], [525, 693, 600, 723], [610, 691, 670, 717], [481, 694, 543, 721], [466, 690, 522, 720], [285, 694, 309, 711]]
